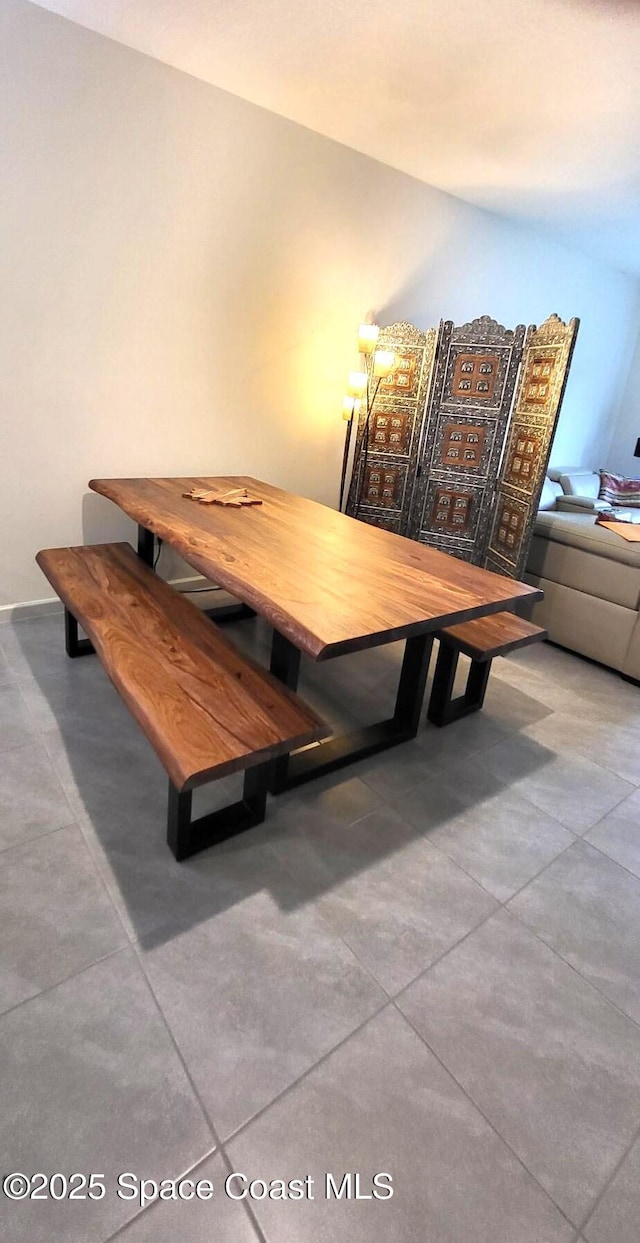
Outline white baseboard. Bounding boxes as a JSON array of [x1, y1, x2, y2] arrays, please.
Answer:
[[0, 575, 230, 624]]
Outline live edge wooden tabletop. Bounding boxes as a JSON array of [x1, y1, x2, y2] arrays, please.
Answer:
[[89, 476, 543, 661]]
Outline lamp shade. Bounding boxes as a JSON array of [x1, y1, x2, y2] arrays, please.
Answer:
[[634, 438, 640, 458], [373, 349, 394, 378], [358, 324, 379, 354], [342, 395, 360, 420], [347, 371, 367, 397]]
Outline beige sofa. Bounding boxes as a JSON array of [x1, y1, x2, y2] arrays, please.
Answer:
[[525, 468, 640, 682]]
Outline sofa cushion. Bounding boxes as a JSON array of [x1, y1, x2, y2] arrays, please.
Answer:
[[559, 470, 600, 498], [599, 470, 640, 508], [531, 512, 640, 610], [525, 574, 637, 673], [534, 512, 640, 566]]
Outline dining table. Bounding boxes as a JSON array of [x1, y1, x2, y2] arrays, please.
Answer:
[[89, 476, 542, 790]]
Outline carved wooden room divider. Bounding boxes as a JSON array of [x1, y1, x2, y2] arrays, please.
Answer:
[[484, 314, 579, 579], [406, 315, 525, 563], [346, 321, 437, 534], [345, 312, 579, 578]]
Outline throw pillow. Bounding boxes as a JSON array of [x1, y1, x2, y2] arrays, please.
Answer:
[[599, 470, 640, 508]]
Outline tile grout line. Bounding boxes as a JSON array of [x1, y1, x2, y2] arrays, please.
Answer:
[[0, 816, 79, 856], [0, 656, 149, 1028], [390, 995, 580, 1233], [379, 836, 580, 1009], [102, 1140, 219, 1242], [334, 901, 499, 1003], [406, 795, 580, 907], [374, 810, 640, 1228], [10, 665, 84, 816], [255, 795, 505, 1004], [502, 787, 640, 1032], [214, 1147, 269, 1243], [0, 812, 136, 981], [478, 719, 640, 799], [574, 832, 640, 886], [504, 901, 640, 1038], [573, 1112, 640, 1240], [128, 938, 269, 1243], [73, 814, 152, 947], [0, 819, 83, 858], [9, 665, 183, 957], [380, 817, 640, 1224], [218, 998, 393, 1150], [382, 860, 640, 1235], [0, 943, 129, 1025]]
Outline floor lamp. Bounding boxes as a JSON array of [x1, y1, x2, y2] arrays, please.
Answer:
[[338, 325, 394, 513]]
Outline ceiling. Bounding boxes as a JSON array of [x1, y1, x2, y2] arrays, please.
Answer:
[[30, 0, 640, 275]]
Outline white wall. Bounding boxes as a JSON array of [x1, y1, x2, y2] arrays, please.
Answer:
[[2, 0, 640, 607], [604, 322, 640, 476]]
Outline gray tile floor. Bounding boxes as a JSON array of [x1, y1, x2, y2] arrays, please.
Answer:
[[1, 610, 639, 1242]]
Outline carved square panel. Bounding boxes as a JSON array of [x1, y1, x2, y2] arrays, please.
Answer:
[[364, 465, 401, 509], [430, 489, 473, 534], [451, 353, 499, 402], [369, 409, 410, 455], [488, 492, 531, 571], [440, 423, 486, 469], [522, 350, 557, 408], [495, 500, 525, 552], [378, 350, 419, 398], [353, 455, 411, 523], [504, 429, 542, 487]]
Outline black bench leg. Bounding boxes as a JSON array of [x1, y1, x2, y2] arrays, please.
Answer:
[[427, 642, 492, 727], [65, 609, 95, 659], [167, 762, 270, 861]]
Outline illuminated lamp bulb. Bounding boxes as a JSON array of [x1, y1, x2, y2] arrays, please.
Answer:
[[357, 324, 379, 354]]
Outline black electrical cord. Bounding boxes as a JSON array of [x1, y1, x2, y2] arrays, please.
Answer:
[[152, 534, 224, 594], [179, 585, 223, 594]]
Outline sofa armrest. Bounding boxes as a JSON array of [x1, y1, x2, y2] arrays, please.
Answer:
[[556, 495, 611, 513]]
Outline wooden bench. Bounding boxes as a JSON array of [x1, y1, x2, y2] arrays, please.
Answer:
[[36, 543, 327, 860], [427, 612, 547, 727]]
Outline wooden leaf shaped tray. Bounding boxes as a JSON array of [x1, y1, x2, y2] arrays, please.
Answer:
[[182, 487, 263, 508]]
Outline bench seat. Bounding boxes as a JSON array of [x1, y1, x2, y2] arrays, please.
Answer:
[[427, 611, 547, 727], [36, 542, 327, 858]]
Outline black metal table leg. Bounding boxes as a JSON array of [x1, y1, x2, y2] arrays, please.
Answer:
[[269, 630, 434, 793], [167, 762, 270, 861], [136, 522, 256, 623], [64, 609, 95, 658], [268, 631, 302, 791], [427, 641, 492, 727], [270, 629, 302, 690], [394, 632, 434, 734], [137, 524, 155, 567]]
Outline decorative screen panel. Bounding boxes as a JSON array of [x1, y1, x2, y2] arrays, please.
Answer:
[[346, 321, 437, 532], [485, 314, 579, 579], [407, 316, 525, 563]]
